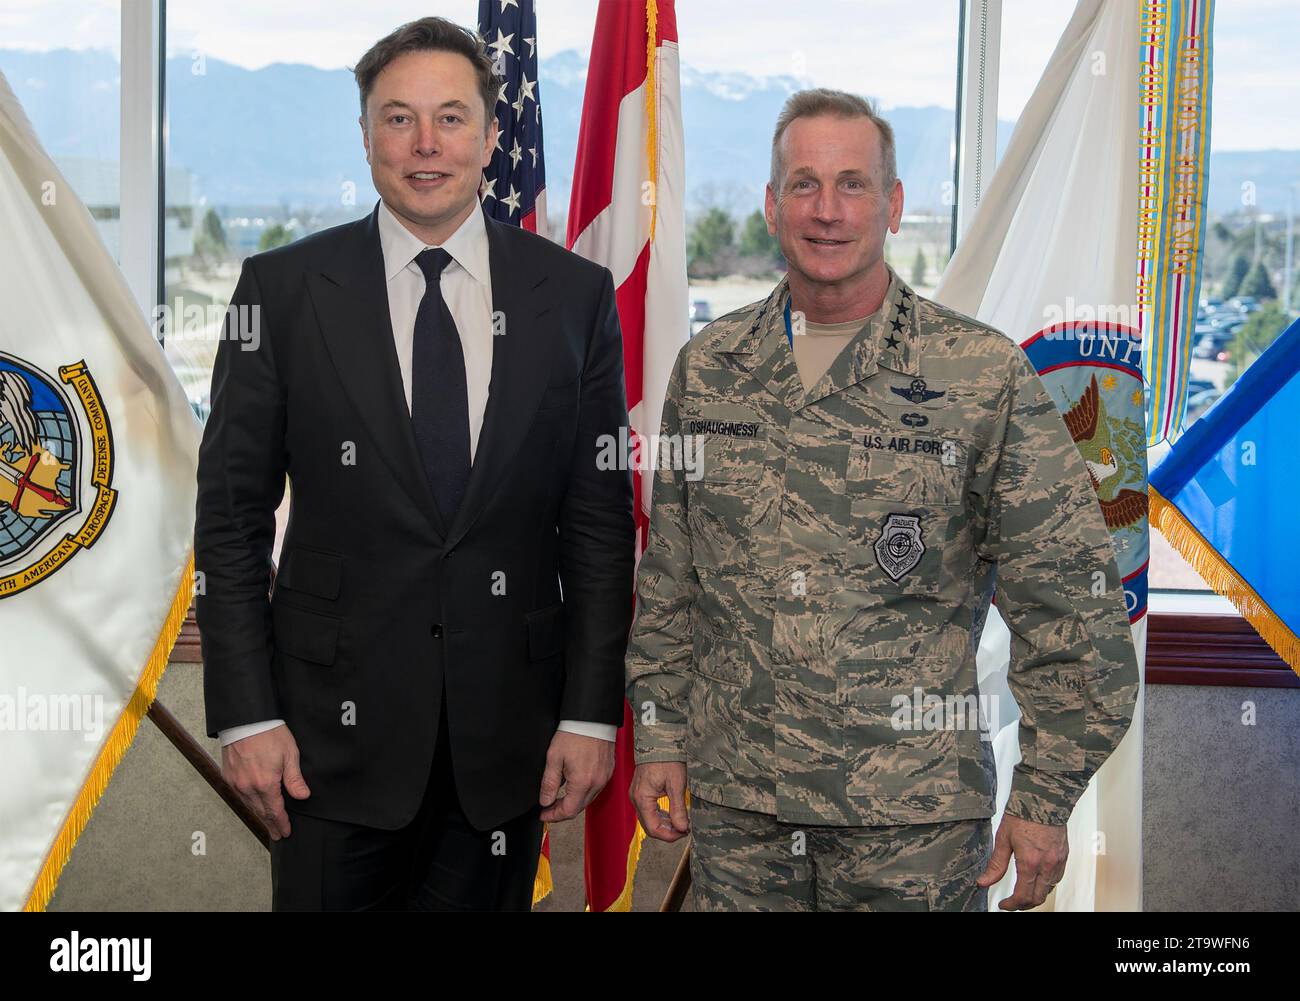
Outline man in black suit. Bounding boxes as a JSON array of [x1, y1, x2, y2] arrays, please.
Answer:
[[195, 16, 634, 911]]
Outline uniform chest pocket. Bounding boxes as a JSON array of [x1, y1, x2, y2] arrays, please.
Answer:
[[847, 439, 965, 505], [685, 435, 768, 574], [839, 496, 957, 594], [839, 443, 964, 593]]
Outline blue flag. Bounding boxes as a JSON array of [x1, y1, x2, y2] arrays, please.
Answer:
[[1149, 316, 1300, 672]]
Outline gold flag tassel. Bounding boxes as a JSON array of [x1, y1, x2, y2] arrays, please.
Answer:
[[532, 824, 554, 906], [23, 551, 197, 910], [1149, 486, 1300, 675]]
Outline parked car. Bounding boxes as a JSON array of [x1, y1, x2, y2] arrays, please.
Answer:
[[1193, 332, 1234, 360], [1185, 388, 1223, 422]]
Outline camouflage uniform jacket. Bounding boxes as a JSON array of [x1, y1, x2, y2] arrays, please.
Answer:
[[625, 264, 1139, 827]]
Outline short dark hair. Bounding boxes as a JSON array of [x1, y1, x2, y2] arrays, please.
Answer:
[[352, 16, 499, 127]]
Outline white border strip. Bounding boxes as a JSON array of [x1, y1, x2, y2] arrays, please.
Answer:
[[955, 0, 1002, 241], [119, 0, 161, 324]]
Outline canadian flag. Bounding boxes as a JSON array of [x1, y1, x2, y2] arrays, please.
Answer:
[[565, 0, 687, 911]]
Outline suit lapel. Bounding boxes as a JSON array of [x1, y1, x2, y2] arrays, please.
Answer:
[[307, 203, 447, 538], [443, 209, 553, 551]]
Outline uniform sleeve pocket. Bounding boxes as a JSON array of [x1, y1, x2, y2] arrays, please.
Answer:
[[1016, 611, 1090, 772]]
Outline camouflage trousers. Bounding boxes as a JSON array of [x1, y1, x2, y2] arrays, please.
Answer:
[[689, 797, 992, 912]]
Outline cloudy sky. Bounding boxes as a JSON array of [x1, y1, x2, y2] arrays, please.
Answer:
[[2, 0, 1296, 150]]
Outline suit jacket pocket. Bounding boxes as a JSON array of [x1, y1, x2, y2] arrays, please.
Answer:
[[276, 546, 343, 600], [536, 375, 580, 415], [272, 600, 341, 665]]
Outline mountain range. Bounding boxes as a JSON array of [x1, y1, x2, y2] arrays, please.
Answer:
[[2, 46, 1296, 222]]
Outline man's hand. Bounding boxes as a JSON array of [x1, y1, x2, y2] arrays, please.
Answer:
[[977, 812, 1069, 910], [538, 731, 616, 822], [221, 723, 311, 841], [629, 762, 690, 843]]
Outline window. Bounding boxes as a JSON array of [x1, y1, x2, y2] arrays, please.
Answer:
[[675, 0, 960, 322], [162, 0, 476, 421], [1148, 0, 1299, 595], [0, 0, 122, 260], [155, 1, 966, 409]]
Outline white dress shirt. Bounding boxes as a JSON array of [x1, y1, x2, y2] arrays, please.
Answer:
[[218, 200, 616, 747]]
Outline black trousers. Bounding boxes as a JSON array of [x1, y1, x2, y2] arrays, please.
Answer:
[[269, 691, 545, 911]]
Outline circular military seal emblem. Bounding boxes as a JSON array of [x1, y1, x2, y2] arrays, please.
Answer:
[[0, 352, 116, 598]]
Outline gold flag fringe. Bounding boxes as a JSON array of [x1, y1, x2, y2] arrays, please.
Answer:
[[644, 0, 659, 244], [598, 815, 650, 912], [532, 825, 553, 906], [1149, 487, 1300, 675], [23, 550, 196, 911], [595, 790, 691, 911]]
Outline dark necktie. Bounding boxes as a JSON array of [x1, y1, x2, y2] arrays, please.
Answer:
[[410, 247, 470, 525]]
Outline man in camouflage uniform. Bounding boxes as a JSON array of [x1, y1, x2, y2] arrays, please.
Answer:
[[625, 89, 1139, 911]]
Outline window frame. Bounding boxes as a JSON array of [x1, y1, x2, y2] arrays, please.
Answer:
[[117, 0, 1282, 683]]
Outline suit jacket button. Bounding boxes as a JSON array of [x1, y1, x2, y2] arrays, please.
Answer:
[[431, 623, 443, 638]]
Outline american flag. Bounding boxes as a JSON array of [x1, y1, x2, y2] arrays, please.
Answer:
[[477, 0, 554, 907], [478, 0, 548, 236]]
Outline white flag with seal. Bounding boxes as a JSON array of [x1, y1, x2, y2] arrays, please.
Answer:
[[935, 0, 1148, 912], [0, 70, 200, 911]]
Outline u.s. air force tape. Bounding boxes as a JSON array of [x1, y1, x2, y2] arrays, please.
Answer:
[[863, 434, 946, 455], [685, 419, 760, 438]]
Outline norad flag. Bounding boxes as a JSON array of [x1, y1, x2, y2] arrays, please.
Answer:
[[1150, 317, 1300, 672], [935, 0, 1148, 911], [0, 70, 200, 910]]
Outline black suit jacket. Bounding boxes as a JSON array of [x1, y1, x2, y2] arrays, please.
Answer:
[[196, 200, 635, 831]]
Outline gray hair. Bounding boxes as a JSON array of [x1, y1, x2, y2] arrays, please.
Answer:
[[769, 88, 897, 195]]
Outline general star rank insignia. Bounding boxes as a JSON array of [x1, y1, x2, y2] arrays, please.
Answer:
[[873, 513, 925, 581]]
